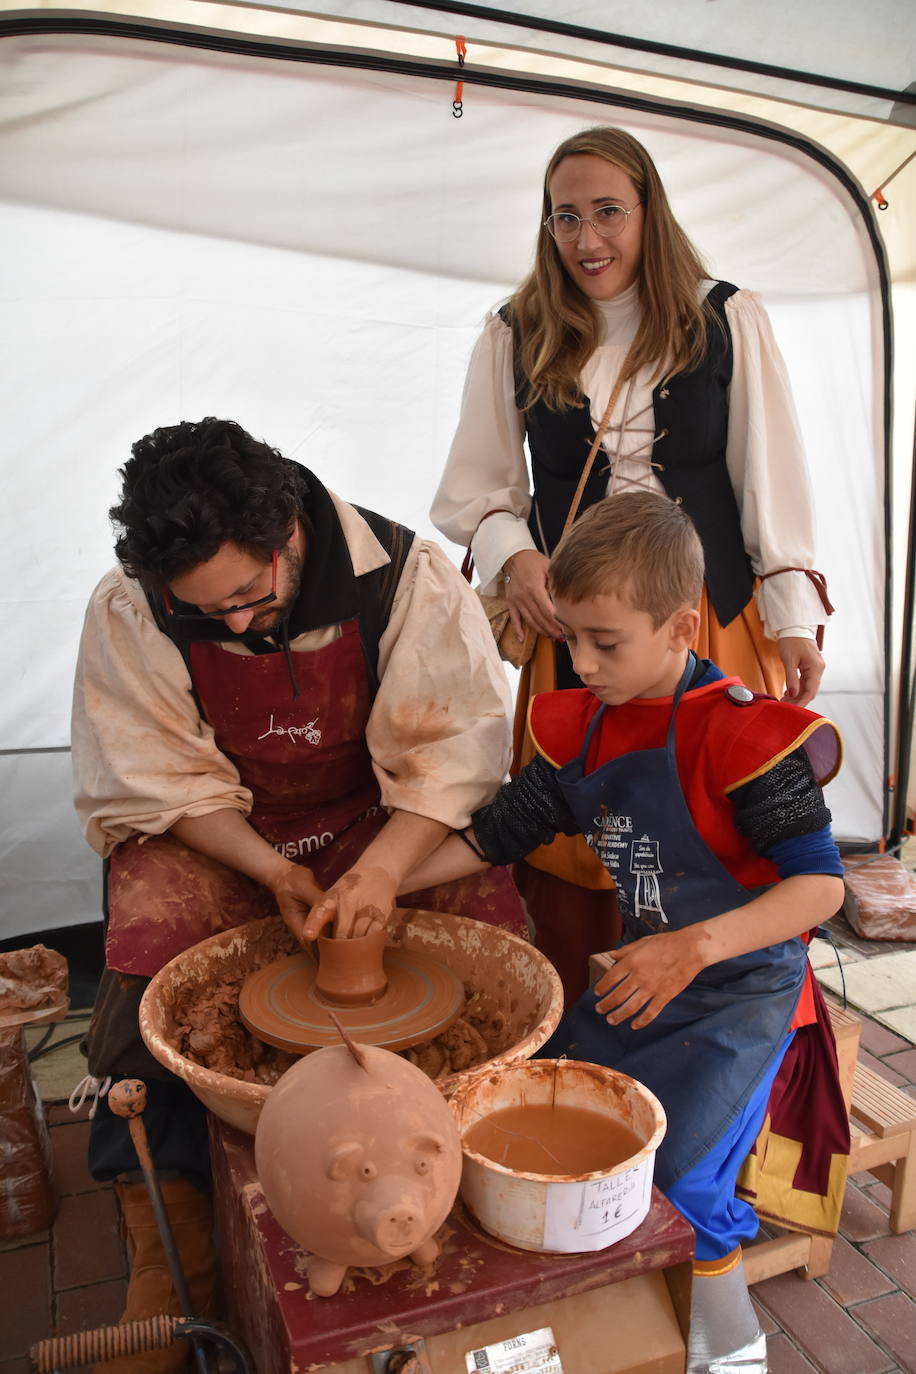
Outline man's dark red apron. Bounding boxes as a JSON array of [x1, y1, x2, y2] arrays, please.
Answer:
[[106, 620, 525, 977]]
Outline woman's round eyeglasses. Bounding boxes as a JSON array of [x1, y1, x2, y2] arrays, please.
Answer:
[[544, 203, 640, 244]]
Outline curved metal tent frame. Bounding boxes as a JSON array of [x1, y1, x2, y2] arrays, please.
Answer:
[[0, 0, 913, 939]]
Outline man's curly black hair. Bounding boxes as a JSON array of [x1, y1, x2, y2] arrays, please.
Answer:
[[110, 418, 309, 586]]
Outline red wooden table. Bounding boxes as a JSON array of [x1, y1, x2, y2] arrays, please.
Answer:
[[211, 1118, 694, 1374]]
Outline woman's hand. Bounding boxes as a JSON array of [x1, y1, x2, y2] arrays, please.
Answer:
[[779, 636, 825, 708], [593, 928, 706, 1030], [301, 865, 397, 941], [503, 550, 564, 640], [265, 860, 325, 944]]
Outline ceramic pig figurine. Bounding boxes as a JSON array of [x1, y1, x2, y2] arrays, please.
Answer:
[[254, 1040, 463, 1296]]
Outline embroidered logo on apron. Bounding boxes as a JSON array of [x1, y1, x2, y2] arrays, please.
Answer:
[[257, 713, 322, 745]]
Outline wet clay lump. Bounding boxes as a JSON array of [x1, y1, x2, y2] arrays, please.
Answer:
[[464, 1103, 645, 1176], [313, 926, 388, 1005]]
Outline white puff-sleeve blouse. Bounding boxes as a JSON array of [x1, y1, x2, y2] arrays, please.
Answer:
[[431, 283, 826, 639]]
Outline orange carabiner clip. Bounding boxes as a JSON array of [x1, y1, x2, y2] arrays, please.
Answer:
[[453, 36, 467, 117]]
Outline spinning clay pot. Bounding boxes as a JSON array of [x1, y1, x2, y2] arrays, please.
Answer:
[[255, 1040, 463, 1296]]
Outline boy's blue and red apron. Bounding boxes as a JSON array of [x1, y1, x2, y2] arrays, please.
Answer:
[[104, 619, 525, 980], [537, 661, 849, 1256]]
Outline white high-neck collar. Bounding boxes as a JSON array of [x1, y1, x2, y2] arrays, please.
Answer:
[[593, 281, 641, 319], [590, 281, 641, 346]]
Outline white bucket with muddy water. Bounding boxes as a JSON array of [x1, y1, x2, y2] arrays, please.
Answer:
[[451, 1059, 666, 1254]]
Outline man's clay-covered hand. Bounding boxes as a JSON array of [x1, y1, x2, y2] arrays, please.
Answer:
[[301, 865, 397, 942], [268, 862, 325, 944]]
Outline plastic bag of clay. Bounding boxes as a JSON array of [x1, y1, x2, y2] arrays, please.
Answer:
[[0, 1025, 56, 1237], [842, 855, 916, 940], [0, 944, 69, 1028]]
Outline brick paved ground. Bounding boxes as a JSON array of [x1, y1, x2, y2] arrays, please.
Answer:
[[0, 1100, 128, 1374]]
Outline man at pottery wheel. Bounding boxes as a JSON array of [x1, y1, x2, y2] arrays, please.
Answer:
[[71, 416, 526, 1369]]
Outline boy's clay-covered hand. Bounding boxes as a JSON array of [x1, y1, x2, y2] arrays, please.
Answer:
[[302, 865, 396, 942], [594, 927, 706, 1030]]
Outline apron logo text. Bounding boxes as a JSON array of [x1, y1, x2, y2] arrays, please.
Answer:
[[257, 713, 322, 746], [273, 831, 334, 860]]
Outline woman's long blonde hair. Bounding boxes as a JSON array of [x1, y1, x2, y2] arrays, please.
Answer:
[[509, 127, 713, 410]]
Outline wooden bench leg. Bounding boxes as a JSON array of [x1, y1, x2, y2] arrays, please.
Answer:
[[743, 1230, 836, 1284], [744, 1234, 812, 1285], [801, 1234, 835, 1280], [890, 1147, 916, 1233]]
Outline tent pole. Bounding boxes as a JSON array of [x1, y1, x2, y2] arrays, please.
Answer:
[[891, 406, 916, 845]]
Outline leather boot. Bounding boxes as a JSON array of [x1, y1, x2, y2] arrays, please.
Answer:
[[93, 1178, 217, 1373]]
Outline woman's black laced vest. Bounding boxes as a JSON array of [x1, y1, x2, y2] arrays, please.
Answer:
[[503, 280, 753, 628]]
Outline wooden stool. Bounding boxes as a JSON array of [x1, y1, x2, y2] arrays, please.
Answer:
[[847, 1059, 916, 1232], [745, 998, 916, 1282], [824, 1000, 916, 1235], [743, 999, 860, 1283]]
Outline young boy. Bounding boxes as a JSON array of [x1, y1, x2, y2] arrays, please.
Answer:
[[397, 491, 846, 1374]]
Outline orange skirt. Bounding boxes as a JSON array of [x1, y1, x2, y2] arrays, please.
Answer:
[[694, 582, 785, 698]]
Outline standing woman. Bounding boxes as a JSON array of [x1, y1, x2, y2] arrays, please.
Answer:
[[431, 126, 831, 1001]]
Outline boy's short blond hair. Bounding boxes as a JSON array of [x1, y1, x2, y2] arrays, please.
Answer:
[[549, 491, 705, 628]]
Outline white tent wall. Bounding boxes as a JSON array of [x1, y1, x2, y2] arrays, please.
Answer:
[[0, 7, 911, 940]]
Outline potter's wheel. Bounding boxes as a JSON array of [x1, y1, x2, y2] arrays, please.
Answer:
[[239, 946, 465, 1054]]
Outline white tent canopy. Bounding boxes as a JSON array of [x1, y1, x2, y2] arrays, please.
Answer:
[[1, 0, 913, 939]]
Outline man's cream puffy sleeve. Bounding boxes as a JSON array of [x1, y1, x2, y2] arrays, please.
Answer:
[[368, 539, 513, 828], [71, 568, 252, 857]]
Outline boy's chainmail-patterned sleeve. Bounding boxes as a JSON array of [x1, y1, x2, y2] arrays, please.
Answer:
[[470, 744, 830, 869], [470, 754, 580, 865], [731, 747, 832, 852]]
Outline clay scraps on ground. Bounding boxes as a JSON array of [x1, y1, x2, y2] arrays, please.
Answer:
[[172, 954, 515, 1086]]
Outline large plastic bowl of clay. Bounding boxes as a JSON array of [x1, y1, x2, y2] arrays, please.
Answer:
[[139, 910, 563, 1135]]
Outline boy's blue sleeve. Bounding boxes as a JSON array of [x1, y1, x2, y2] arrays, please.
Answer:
[[765, 826, 844, 879]]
